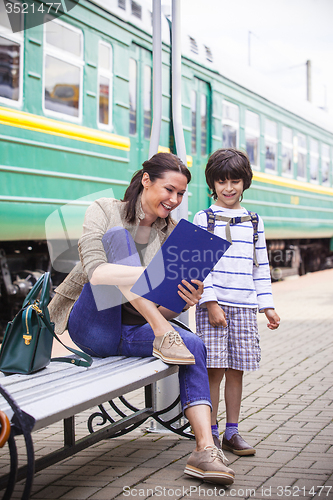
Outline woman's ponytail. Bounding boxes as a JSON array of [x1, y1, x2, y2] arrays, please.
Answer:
[[122, 170, 144, 223]]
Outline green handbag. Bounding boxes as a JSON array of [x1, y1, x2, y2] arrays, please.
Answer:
[[0, 272, 92, 375]]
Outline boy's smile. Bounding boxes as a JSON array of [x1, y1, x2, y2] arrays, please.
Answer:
[[214, 178, 244, 209]]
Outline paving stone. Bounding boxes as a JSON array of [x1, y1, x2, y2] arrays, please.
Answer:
[[2, 270, 333, 499]]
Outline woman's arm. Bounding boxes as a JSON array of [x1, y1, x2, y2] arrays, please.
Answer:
[[90, 262, 144, 287]]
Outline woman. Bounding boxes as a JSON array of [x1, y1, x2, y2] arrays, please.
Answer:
[[49, 153, 235, 485]]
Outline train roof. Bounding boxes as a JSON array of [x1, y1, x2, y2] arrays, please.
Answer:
[[88, 0, 333, 136], [182, 33, 333, 136]]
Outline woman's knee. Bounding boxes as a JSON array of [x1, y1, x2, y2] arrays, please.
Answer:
[[175, 327, 207, 358]]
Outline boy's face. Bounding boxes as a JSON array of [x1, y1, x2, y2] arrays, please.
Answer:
[[214, 178, 244, 209]]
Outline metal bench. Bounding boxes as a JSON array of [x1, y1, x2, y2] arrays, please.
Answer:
[[0, 353, 193, 500]]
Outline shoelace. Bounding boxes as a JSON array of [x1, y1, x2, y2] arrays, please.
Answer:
[[205, 445, 229, 464], [159, 330, 183, 348]]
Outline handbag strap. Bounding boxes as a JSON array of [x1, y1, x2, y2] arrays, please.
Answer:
[[34, 307, 92, 367], [23, 272, 51, 310]]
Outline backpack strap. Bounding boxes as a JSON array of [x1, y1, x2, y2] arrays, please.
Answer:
[[247, 211, 259, 268], [204, 208, 216, 234], [204, 208, 233, 243], [204, 208, 260, 267]]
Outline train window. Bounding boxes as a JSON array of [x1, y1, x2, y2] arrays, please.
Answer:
[[265, 119, 277, 172], [245, 110, 260, 169], [191, 90, 197, 154], [201, 94, 207, 155], [0, 0, 23, 32], [309, 139, 319, 183], [45, 19, 82, 57], [0, 3, 23, 106], [129, 58, 137, 134], [222, 100, 239, 148], [321, 144, 330, 186], [281, 126, 293, 177], [144, 65, 152, 139], [98, 42, 113, 128], [297, 133, 307, 179], [43, 18, 83, 119]]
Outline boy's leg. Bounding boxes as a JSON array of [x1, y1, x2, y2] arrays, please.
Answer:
[[208, 368, 226, 425], [208, 368, 225, 448], [222, 368, 256, 456], [225, 368, 243, 423]]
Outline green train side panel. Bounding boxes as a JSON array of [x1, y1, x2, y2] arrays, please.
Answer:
[[243, 181, 333, 239]]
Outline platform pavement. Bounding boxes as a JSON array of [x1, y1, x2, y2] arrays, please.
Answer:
[[1, 269, 332, 500]]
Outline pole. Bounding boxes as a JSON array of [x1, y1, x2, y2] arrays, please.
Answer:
[[306, 60, 312, 102], [171, 0, 188, 222], [149, 0, 162, 158], [147, 0, 182, 433]]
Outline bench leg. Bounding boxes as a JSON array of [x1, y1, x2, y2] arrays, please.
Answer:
[[64, 417, 75, 448]]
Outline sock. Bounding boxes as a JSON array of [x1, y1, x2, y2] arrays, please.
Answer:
[[211, 424, 219, 438], [225, 423, 238, 440]]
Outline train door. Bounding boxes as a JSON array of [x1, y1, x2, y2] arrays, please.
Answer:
[[188, 78, 211, 219], [129, 44, 152, 172]]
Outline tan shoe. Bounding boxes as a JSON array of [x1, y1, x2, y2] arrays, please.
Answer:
[[153, 331, 195, 365], [184, 446, 235, 485]]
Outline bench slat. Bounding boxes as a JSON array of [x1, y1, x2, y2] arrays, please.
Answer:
[[0, 357, 178, 431]]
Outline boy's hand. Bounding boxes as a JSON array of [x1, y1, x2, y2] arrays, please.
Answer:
[[206, 301, 227, 327], [264, 308, 280, 330]]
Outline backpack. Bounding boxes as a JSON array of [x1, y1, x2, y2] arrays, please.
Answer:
[[204, 208, 259, 267]]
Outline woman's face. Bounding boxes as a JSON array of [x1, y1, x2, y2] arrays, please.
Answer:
[[141, 171, 188, 222]]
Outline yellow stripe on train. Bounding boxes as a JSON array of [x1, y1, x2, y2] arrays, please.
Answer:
[[253, 171, 333, 196], [0, 107, 130, 151]]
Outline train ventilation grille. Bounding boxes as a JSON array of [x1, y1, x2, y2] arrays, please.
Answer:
[[118, 0, 126, 10], [205, 45, 213, 62], [131, 0, 142, 19], [189, 36, 199, 55]]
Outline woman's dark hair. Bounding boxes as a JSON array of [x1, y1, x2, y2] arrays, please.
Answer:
[[205, 148, 253, 200], [122, 152, 191, 223]]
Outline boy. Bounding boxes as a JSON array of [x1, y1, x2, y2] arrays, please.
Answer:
[[194, 148, 280, 456]]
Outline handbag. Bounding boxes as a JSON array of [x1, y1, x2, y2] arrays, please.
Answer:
[[0, 272, 92, 375]]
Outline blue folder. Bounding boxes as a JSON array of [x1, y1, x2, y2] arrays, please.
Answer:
[[130, 218, 230, 313]]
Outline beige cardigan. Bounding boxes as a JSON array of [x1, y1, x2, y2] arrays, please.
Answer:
[[49, 196, 176, 334]]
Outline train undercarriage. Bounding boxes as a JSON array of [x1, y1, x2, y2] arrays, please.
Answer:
[[0, 237, 332, 337]]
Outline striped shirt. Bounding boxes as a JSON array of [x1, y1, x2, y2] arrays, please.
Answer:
[[193, 205, 274, 311]]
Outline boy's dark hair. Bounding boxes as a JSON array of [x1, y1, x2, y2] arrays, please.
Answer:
[[205, 148, 253, 200]]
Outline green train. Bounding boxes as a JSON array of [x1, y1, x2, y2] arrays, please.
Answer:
[[1, 0, 333, 332]]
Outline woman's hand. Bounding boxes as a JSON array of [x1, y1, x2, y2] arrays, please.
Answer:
[[177, 279, 204, 310]]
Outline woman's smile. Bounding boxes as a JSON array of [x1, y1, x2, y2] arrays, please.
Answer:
[[141, 171, 188, 223]]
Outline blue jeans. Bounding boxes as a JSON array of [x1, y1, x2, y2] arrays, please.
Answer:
[[68, 227, 212, 412]]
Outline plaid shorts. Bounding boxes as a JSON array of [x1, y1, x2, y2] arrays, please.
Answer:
[[195, 304, 261, 371]]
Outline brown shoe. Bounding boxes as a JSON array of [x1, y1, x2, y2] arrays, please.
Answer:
[[153, 331, 195, 365], [213, 434, 221, 449], [184, 446, 235, 485], [222, 433, 256, 456]]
